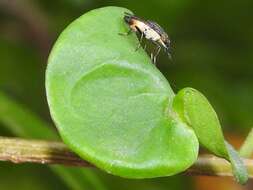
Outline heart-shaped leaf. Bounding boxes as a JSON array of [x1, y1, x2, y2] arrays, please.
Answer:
[[46, 6, 198, 178], [173, 88, 248, 184]]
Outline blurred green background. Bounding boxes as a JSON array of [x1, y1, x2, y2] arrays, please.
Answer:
[[0, 0, 252, 189]]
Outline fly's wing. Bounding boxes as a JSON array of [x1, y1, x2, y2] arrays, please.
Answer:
[[146, 20, 166, 36], [147, 20, 171, 55]]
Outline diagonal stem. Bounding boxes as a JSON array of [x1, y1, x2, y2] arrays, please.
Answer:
[[239, 128, 253, 158], [0, 136, 90, 167]]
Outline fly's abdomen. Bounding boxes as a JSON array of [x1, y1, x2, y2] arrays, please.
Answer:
[[144, 28, 160, 41]]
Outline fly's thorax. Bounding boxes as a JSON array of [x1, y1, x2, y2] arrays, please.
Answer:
[[132, 20, 161, 41], [131, 20, 146, 32]]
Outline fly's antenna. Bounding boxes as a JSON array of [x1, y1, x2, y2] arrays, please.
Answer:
[[124, 12, 133, 16]]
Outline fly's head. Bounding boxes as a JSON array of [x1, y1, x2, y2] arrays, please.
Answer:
[[124, 12, 134, 25]]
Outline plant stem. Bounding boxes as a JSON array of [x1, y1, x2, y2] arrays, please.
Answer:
[[239, 128, 253, 158], [0, 136, 252, 178], [0, 136, 90, 167]]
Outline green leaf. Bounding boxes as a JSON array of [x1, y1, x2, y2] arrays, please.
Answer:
[[172, 88, 227, 156], [46, 6, 199, 178], [172, 87, 248, 184], [239, 128, 253, 158], [0, 91, 106, 190]]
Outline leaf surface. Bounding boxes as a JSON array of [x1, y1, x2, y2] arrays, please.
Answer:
[[46, 6, 198, 178]]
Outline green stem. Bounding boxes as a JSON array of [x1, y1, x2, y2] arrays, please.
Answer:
[[239, 128, 253, 158], [1, 136, 253, 178], [0, 136, 90, 167]]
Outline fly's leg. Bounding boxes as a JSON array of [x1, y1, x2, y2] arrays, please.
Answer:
[[150, 45, 161, 65], [119, 29, 146, 52], [143, 43, 147, 51], [135, 32, 144, 51], [153, 45, 161, 64], [150, 40, 161, 65], [151, 53, 154, 62], [118, 29, 132, 36]]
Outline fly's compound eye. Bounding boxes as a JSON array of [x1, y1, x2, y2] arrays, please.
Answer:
[[124, 15, 132, 24], [124, 12, 134, 24]]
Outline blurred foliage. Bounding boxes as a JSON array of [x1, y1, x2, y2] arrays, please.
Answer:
[[0, 0, 253, 189], [0, 162, 67, 190]]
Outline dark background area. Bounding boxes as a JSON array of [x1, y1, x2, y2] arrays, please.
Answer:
[[0, 0, 252, 189]]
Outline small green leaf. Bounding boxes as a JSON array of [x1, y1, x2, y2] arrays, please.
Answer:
[[173, 87, 248, 184], [172, 88, 227, 156], [46, 6, 198, 178], [239, 128, 253, 158]]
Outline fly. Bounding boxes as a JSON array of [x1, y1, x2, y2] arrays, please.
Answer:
[[119, 12, 171, 64]]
